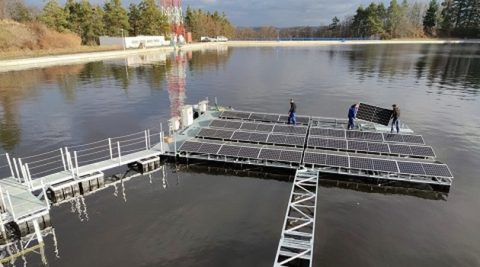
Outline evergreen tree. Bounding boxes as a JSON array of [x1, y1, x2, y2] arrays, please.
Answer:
[[423, 0, 439, 36], [39, 0, 69, 32], [387, 0, 402, 37], [103, 0, 130, 36], [9, 1, 32, 22], [137, 0, 169, 36], [65, 0, 104, 44], [128, 4, 141, 36]]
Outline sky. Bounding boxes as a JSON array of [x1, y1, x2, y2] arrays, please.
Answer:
[[25, 0, 421, 27]]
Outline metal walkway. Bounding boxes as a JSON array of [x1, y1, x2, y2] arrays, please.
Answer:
[[274, 169, 319, 267]]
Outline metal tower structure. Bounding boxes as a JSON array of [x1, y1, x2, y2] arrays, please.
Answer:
[[160, 0, 185, 37]]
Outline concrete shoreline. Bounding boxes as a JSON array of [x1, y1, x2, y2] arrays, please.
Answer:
[[1, 39, 479, 72]]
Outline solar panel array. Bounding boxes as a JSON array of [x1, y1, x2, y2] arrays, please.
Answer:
[[307, 136, 435, 158], [309, 127, 425, 145], [220, 111, 310, 125], [209, 119, 308, 135], [356, 103, 393, 126], [178, 139, 303, 164], [303, 150, 452, 178]]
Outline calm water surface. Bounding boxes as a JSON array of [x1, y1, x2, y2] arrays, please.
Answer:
[[0, 44, 480, 266]]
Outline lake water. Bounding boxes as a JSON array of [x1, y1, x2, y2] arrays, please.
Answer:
[[0, 43, 479, 266]]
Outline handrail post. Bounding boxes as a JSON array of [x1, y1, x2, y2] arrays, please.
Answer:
[[26, 164, 33, 190], [18, 158, 26, 183], [160, 123, 163, 145], [174, 134, 177, 154], [74, 151, 79, 178], [108, 138, 113, 159], [117, 142, 122, 163], [6, 191, 16, 221], [0, 186, 6, 212], [60, 148, 66, 171], [160, 131, 164, 153], [145, 130, 149, 150], [13, 158, 20, 181], [5, 153, 14, 178], [147, 129, 151, 149], [32, 219, 44, 244], [41, 179, 50, 210]]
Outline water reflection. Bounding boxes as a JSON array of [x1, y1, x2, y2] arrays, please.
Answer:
[[336, 44, 480, 96]]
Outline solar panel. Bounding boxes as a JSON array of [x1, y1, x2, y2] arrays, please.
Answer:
[[285, 135, 305, 146], [267, 134, 286, 144], [264, 114, 280, 122], [422, 163, 452, 177], [279, 150, 303, 163], [273, 125, 290, 133], [402, 135, 424, 144], [368, 142, 390, 153], [296, 116, 310, 124], [218, 145, 241, 157], [237, 112, 251, 119], [197, 143, 222, 154], [304, 152, 326, 165], [309, 128, 325, 136], [328, 129, 346, 138], [346, 131, 364, 139], [325, 154, 349, 167], [347, 140, 369, 151], [372, 159, 398, 172], [197, 128, 216, 137], [214, 129, 234, 139], [240, 122, 258, 131], [363, 132, 383, 141], [178, 141, 202, 152], [356, 103, 393, 126], [397, 161, 425, 175], [209, 120, 226, 128], [237, 147, 260, 158], [220, 111, 237, 118], [389, 144, 412, 155], [410, 146, 435, 157], [278, 115, 289, 123], [349, 157, 374, 170], [232, 131, 251, 141], [224, 121, 242, 129], [328, 139, 347, 149], [249, 113, 265, 120], [249, 132, 269, 143], [307, 137, 328, 148], [259, 149, 281, 160], [256, 124, 274, 132], [383, 133, 404, 142]]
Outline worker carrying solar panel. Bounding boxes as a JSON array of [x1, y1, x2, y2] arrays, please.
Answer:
[[347, 103, 360, 130], [288, 99, 297, 125], [391, 104, 401, 133]]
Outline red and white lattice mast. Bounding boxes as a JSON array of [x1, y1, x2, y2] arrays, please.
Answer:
[[160, 0, 185, 39]]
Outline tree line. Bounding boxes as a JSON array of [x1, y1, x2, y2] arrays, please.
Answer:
[[184, 7, 235, 40], [1, 0, 235, 44], [235, 0, 480, 39]]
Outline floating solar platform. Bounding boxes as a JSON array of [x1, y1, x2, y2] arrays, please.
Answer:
[[165, 106, 452, 190]]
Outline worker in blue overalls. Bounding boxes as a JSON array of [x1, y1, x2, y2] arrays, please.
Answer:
[[288, 99, 297, 125], [347, 103, 359, 130]]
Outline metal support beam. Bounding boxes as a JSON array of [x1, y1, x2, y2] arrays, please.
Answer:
[[274, 169, 319, 267]]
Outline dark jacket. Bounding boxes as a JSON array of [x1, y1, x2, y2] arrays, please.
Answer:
[[392, 107, 400, 119], [289, 102, 297, 113], [348, 106, 357, 119]]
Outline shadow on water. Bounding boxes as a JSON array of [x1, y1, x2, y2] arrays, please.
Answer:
[[173, 161, 448, 201]]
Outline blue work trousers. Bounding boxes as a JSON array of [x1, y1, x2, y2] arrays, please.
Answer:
[[347, 117, 355, 130], [288, 112, 296, 125], [391, 118, 400, 133]]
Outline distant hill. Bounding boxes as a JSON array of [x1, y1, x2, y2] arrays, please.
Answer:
[[0, 19, 81, 52]]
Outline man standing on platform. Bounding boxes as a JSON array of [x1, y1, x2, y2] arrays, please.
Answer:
[[347, 103, 359, 130], [288, 99, 297, 125], [391, 104, 401, 133]]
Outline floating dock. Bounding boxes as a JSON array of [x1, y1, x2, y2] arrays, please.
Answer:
[[0, 100, 453, 266]]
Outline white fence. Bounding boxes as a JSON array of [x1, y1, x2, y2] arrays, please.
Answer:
[[99, 36, 170, 49]]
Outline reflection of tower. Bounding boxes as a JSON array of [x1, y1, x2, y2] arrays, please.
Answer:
[[160, 0, 185, 37], [167, 51, 187, 118]]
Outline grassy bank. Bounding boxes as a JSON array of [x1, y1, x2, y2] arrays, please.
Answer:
[[0, 45, 122, 60]]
